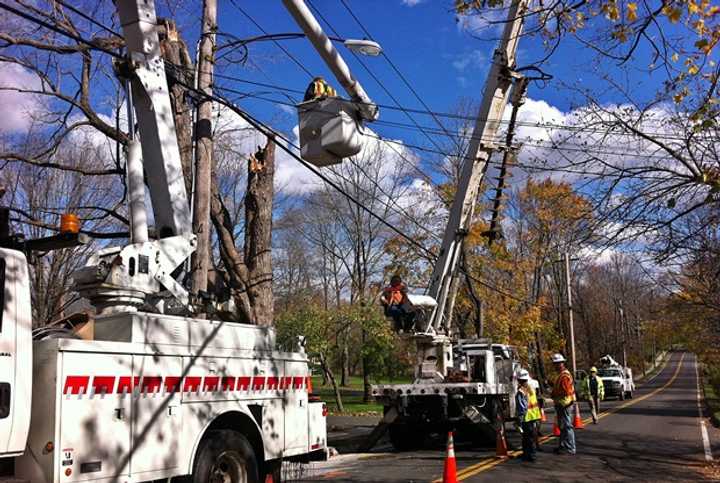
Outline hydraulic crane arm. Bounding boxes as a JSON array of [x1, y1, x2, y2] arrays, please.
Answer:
[[73, 0, 196, 314], [115, 0, 192, 238], [423, 0, 529, 336]]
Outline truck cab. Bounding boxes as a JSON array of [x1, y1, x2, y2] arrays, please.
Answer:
[[597, 366, 634, 400], [0, 248, 32, 459]]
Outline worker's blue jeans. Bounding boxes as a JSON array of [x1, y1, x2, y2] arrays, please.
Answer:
[[556, 404, 576, 454]]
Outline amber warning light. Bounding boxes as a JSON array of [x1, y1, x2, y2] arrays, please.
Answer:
[[60, 213, 80, 234]]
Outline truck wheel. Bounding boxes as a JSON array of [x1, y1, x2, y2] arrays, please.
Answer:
[[193, 429, 260, 483], [388, 423, 422, 451]]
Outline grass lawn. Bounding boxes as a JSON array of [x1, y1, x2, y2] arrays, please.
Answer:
[[311, 374, 411, 415]]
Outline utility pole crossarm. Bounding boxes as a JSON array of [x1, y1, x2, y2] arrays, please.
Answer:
[[423, 0, 529, 335]]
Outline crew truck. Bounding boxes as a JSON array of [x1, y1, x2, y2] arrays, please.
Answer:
[[0, 1, 344, 481], [367, 0, 531, 450]]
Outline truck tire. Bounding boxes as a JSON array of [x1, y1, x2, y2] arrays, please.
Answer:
[[192, 429, 260, 483], [388, 423, 423, 451]]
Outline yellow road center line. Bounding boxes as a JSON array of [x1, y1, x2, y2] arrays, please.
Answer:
[[442, 353, 686, 482]]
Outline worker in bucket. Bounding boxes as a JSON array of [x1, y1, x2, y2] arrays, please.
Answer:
[[516, 369, 542, 462], [551, 353, 576, 455], [582, 366, 605, 424], [380, 274, 414, 332], [303, 76, 337, 102]]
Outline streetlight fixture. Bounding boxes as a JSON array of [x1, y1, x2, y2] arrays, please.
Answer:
[[343, 39, 382, 56]]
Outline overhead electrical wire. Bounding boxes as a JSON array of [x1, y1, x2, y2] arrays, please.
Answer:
[[0, 3, 655, 308], [305, 0, 462, 155], [337, 0, 463, 151]]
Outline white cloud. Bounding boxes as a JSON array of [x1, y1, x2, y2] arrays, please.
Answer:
[[456, 6, 507, 34], [402, 0, 424, 6], [0, 62, 45, 134], [450, 50, 487, 73]]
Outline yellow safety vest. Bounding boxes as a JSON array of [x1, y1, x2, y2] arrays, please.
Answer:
[[312, 80, 336, 99], [524, 388, 542, 422]]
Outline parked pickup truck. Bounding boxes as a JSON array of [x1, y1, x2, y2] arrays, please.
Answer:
[[597, 355, 635, 400]]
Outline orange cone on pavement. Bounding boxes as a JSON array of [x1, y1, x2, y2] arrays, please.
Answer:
[[443, 432, 458, 483], [573, 404, 585, 429], [264, 473, 274, 483], [553, 416, 561, 436], [495, 423, 509, 457]]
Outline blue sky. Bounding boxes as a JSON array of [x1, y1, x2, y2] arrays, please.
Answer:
[[210, 0, 672, 152]]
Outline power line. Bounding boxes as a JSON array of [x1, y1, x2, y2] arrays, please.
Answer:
[[305, 0, 461, 156], [228, 0, 314, 78], [0, 4, 633, 308], [338, 0, 462, 152]]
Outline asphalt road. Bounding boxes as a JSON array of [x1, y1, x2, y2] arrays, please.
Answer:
[[299, 351, 718, 482]]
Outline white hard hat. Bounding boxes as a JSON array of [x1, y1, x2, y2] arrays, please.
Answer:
[[551, 353, 566, 363], [518, 369, 530, 380]]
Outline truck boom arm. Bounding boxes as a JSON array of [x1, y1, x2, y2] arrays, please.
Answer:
[[423, 0, 528, 336]]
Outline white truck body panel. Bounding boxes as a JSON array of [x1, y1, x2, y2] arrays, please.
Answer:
[[0, 248, 32, 459], [12, 311, 326, 483]]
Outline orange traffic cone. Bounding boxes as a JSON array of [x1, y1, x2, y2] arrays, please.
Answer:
[[443, 432, 458, 483], [573, 404, 585, 429], [541, 407, 547, 422], [495, 423, 509, 457], [264, 472, 274, 483], [553, 416, 561, 436]]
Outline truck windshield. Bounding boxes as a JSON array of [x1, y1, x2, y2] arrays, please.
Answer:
[[598, 369, 622, 378]]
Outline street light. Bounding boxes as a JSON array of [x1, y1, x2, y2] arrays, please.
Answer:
[[216, 33, 382, 58]]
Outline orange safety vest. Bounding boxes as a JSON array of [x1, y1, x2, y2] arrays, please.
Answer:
[[383, 284, 405, 305], [552, 369, 576, 407]]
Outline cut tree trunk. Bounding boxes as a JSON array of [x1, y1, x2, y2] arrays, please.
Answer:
[[210, 139, 275, 325]]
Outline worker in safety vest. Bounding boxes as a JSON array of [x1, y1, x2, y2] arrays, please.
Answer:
[[380, 275, 414, 332], [516, 369, 542, 462], [303, 76, 337, 102], [551, 353, 576, 455], [582, 366, 605, 424]]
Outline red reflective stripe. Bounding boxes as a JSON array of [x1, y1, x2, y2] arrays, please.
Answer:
[[266, 377, 279, 390], [203, 376, 220, 392], [64, 376, 89, 395], [221, 377, 236, 391], [92, 376, 115, 394], [164, 377, 181, 393], [236, 376, 251, 391], [252, 376, 266, 391], [281, 376, 293, 390], [117, 376, 139, 394], [141, 376, 162, 394], [292, 376, 304, 390], [183, 377, 201, 393]]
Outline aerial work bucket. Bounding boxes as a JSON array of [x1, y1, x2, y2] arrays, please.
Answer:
[[297, 97, 363, 167]]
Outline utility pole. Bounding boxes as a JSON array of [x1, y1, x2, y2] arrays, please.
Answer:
[[619, 305, 627, 368], [190, 0, 217, 305], [564, 252, 577, 375]]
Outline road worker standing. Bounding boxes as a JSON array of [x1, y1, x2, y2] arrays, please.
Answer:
[[551, 353, 576, 455], [583, 366, 605, 424], [303, 76, 337, 102], [516, 369, 542, 462]]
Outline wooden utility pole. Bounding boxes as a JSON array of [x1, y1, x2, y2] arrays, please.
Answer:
[[564, 252, 577, 375], [191, 0, 217, 303]]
